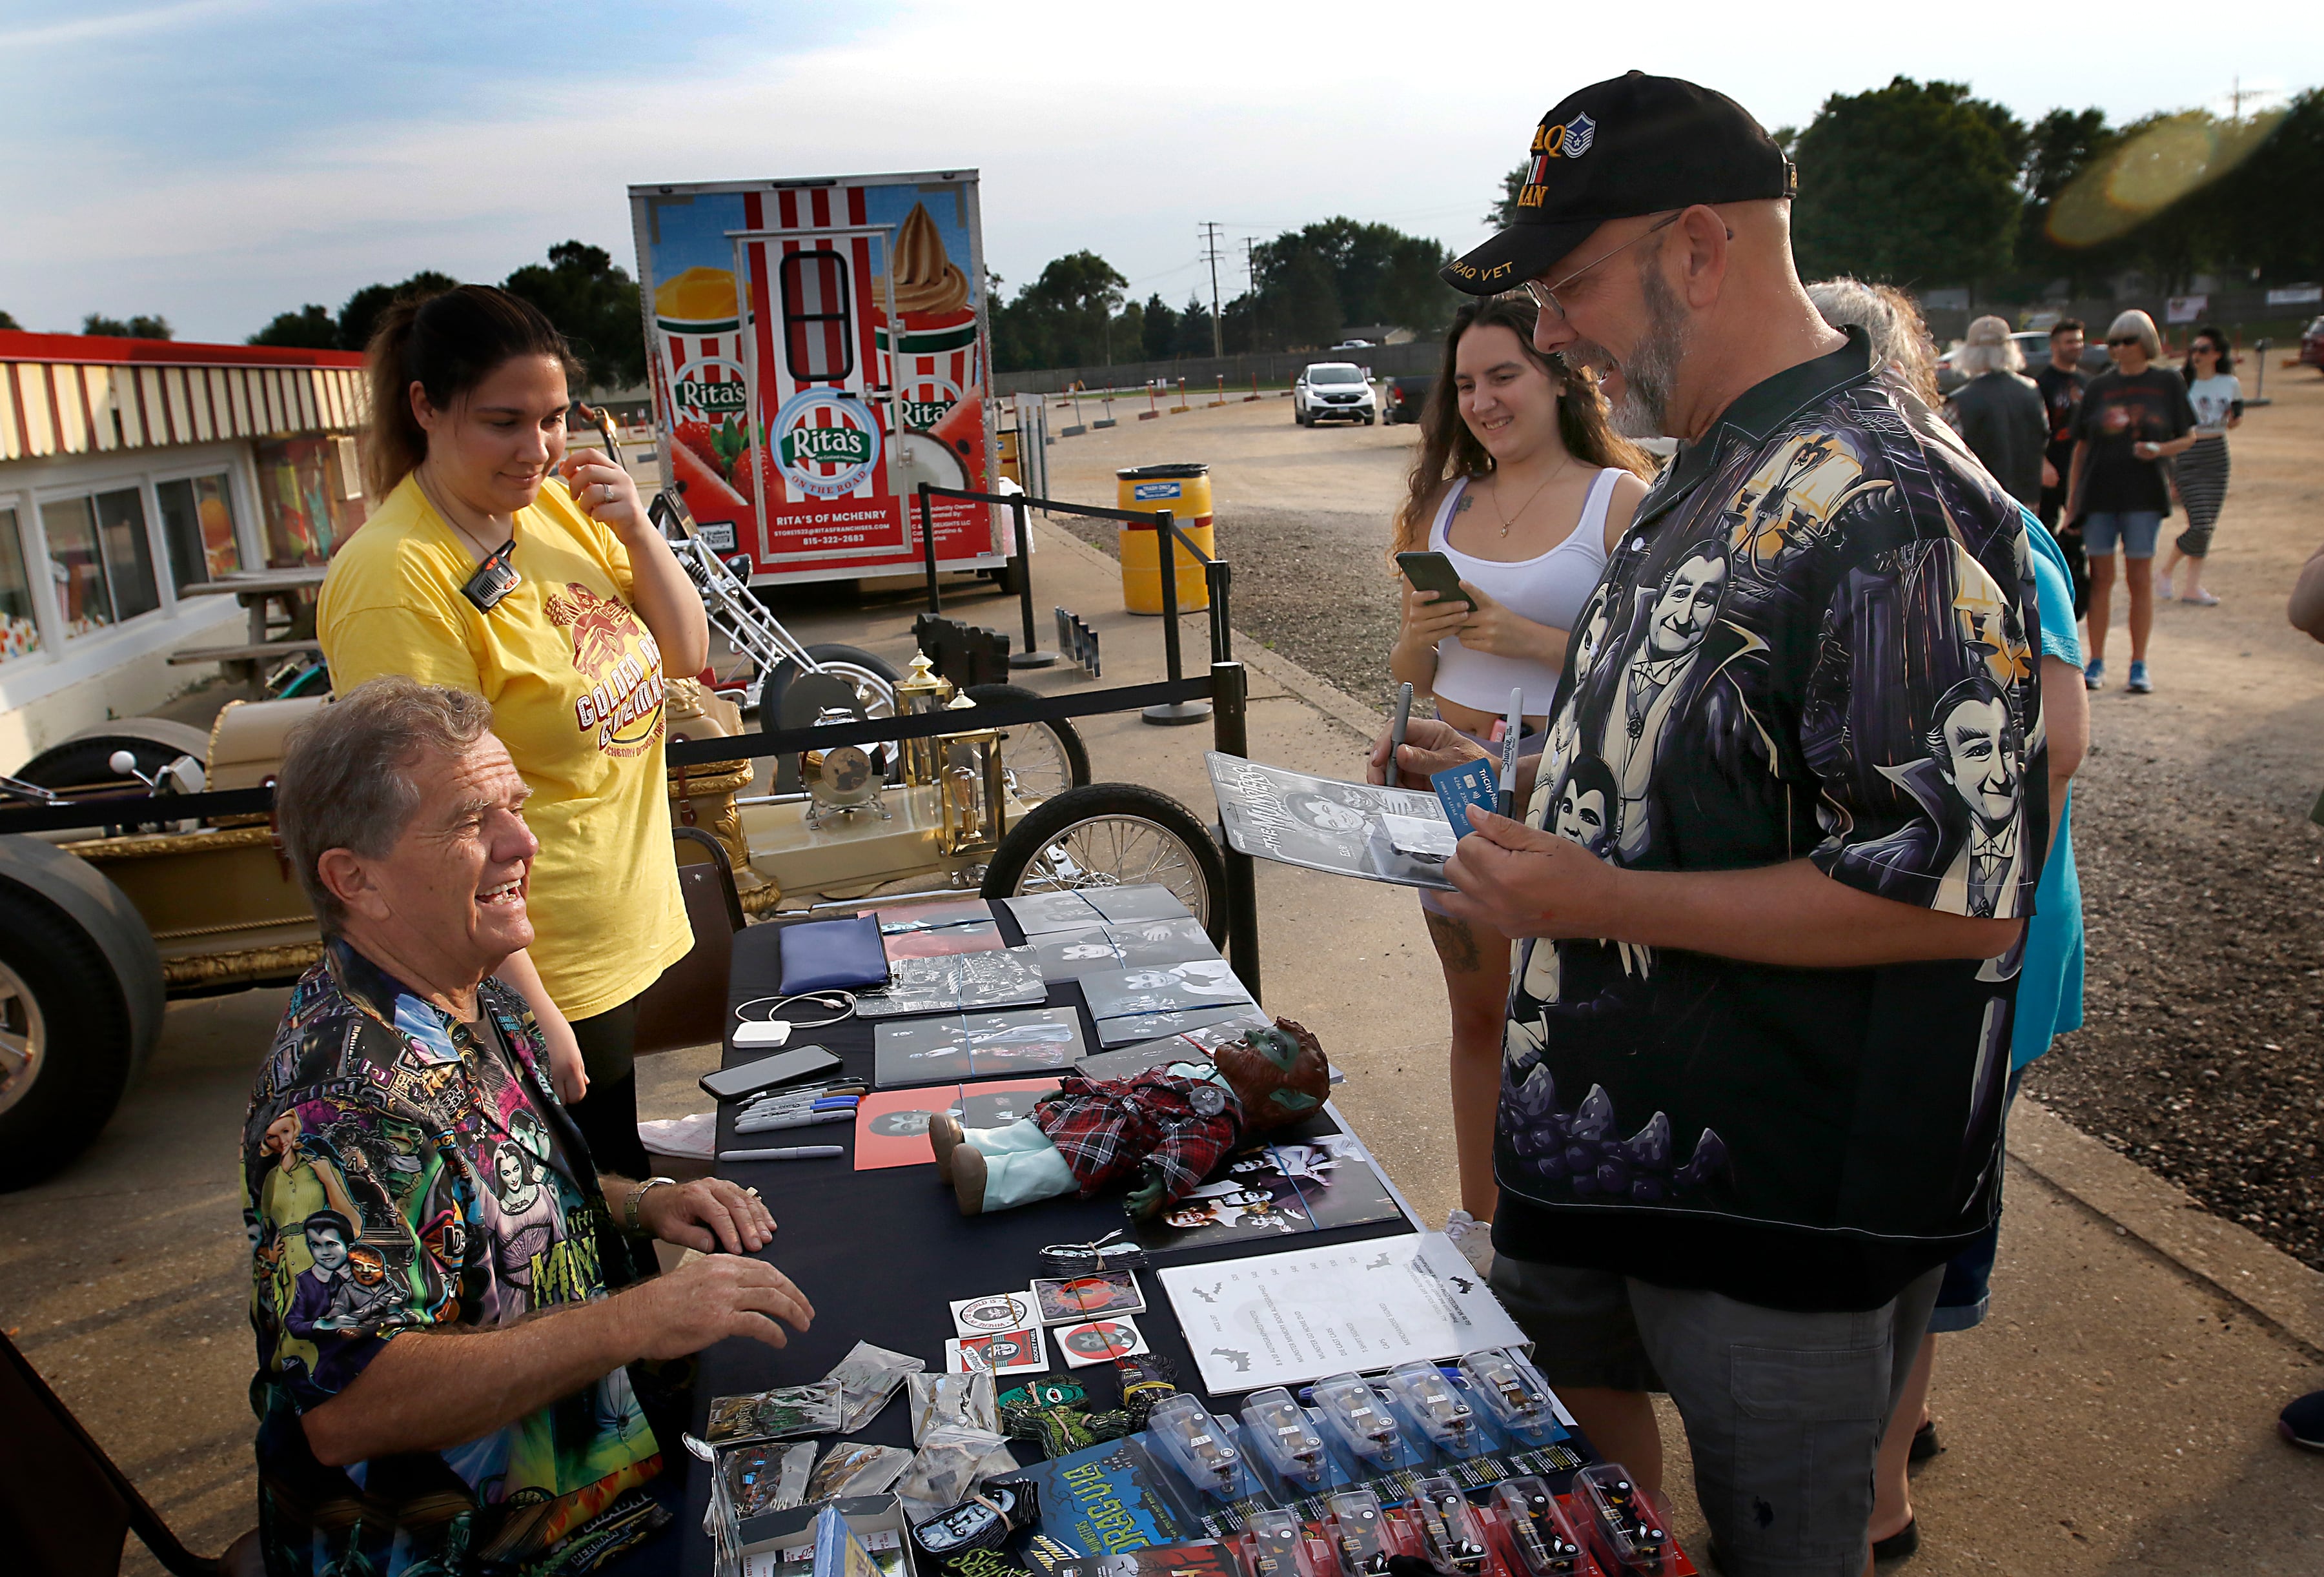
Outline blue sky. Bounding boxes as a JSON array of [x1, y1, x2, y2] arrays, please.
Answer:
[[3, 0, 2318, 344]]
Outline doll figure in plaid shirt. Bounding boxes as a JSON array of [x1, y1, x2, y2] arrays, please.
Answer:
[[927, 1021, 1330, 1216]]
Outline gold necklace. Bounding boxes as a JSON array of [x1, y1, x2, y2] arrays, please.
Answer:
[[1489, 456, 1573, 538]]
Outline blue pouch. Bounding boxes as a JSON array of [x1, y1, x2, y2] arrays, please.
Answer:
[[777, 915, 892, 994]]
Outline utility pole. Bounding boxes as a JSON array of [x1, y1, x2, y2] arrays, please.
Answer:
[[1241, 237, 1263, 352], [1200, 221, 1226, 358]]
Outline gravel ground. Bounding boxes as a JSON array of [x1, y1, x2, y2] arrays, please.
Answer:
[[1055, 375, 2324, 1273]]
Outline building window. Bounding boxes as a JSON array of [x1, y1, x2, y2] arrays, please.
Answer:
[[0, 509, 39, 663], [780, 250, 853, 382], [156, 473, 243, 588], [42, 488, 159, 636]]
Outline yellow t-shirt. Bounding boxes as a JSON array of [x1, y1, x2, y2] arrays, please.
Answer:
[[318, 474, 691, 1021]]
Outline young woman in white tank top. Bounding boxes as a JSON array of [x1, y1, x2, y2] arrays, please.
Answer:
[[1383, 298, 1653, 1257]]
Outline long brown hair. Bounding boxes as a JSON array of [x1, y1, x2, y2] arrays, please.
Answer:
[[1391, 296, 1654, 561], [362, 283, 577, 498]]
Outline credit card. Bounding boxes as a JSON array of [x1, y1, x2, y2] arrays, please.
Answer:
[[1431, 758, 1500, 836]]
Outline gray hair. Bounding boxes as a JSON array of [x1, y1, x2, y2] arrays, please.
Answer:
[[276, 677, 495, 934], [2106, 309, 2161, 360], [1805, 276, 1942, 407], [1953, 314, 2024, 378]]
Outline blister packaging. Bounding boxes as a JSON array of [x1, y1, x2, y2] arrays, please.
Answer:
[[1489, 1478, 1584, 1577], [1381, 1363, 1480, 1458], [1326, 1490, 1393, 1577], [704, 1381, 845, 1445], [1573, 1463, 1673, 1574], [908, 1370, 999, 1443], [1409, 1474, 1490, 1575], [728, 1440, 817, 1520], [1145, 1394, 1245, 1499], [802, 1440, 913, 1504], [1310, 1373, 1404, 1467], [824, 1341, 926, 1432], [1245, 1508, 1319, 1577], [1239, 1387, 1328, 1489], [893, 1424, 1015, 1516], [910, 1478, 1042, 1558], [1456, 1348, 1557, 1438]]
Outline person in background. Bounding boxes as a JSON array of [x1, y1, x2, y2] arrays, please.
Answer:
[[1947, 316, 2050, 510], [320, 285, 710, 1197], [1386, 294, 1653, 1268], [2157, 325, 2244, 607], [2035, 321, 2092, 614], [2065, 309, 2197, 694], [247, 678, 806, 1576]]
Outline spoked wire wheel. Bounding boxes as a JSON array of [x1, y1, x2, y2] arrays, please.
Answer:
[[963, 684, 1090, 808], [982, 784, 1227, 944], [0, 959, 45, 1121]]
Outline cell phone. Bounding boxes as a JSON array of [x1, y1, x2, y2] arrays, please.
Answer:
[[699, 1045, 842, 1102], [1396, 551, 1475, 609]]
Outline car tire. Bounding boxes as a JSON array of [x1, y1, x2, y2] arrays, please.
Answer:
[[0, 837, 165, 1190], [981, 782, 1228, 945], [15, 717, 212, 789]]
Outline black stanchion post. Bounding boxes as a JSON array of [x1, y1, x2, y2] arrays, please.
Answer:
[[916, 482, 941, 615], [1210, 658, 1261, 1002], [1142, 509, 1209, 726], [1006, 496, 1056, 669]]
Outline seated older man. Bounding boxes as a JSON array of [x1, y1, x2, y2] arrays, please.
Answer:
[[243, 677, 811, 1575]]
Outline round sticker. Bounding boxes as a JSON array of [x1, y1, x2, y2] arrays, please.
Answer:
[[1061, 1321, 1140, 1359], [954, 1294, 1034, 1334]]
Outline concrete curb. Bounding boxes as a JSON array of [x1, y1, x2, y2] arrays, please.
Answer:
[[1032, 516, 2324, 1355], [2006, 1099, 2324, 1354]]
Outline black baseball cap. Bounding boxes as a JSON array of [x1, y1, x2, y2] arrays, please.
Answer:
[[1443, 72, 1795, 296]]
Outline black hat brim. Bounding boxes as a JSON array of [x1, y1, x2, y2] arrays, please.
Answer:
[[1441, 214, 1607, 297]]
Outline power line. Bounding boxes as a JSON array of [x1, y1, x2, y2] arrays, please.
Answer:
[[1199, 221, 1225, 358]]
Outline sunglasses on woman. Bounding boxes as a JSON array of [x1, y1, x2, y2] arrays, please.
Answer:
[[2106, 336, 2143, 347]]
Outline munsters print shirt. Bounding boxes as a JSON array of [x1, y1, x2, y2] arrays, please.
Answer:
[[1494, 328, 2048, 1311]]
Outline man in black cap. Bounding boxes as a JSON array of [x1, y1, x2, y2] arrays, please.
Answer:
[[1374, 73, 2045, 1574]]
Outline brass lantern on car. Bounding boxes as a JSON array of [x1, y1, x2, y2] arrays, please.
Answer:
[[933, 693, 1008, 857], [893, 653, 954, 787]]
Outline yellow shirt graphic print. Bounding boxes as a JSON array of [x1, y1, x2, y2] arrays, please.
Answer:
[[318, 476, 690, 1021]]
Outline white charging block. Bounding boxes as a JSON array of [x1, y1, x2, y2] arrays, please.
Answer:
[[733, 1020, 793, 1048]]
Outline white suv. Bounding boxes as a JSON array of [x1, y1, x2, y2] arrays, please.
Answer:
[[1294, 363, 1376, 426]]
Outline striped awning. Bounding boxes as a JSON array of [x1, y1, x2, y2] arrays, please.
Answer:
[[0, 331, 369, 463]]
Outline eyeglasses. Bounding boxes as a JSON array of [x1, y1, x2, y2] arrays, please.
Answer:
[[1524, 212, 1684, 323], [2106, 336, 2143, 347]]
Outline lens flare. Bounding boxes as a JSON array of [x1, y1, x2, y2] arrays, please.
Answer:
[[2048, 110, 2287, 249]]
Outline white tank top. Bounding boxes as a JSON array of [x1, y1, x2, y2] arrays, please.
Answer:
[[1427, 468, 1619, 715]]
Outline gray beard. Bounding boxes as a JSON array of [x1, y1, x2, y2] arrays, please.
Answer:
[[1611, 265, 1689, 438]]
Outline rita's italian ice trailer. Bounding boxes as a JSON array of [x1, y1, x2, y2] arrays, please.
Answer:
[[628, 171, 1004, 586]]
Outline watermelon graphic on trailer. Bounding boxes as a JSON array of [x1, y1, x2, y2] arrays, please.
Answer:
[[773, 389, 882, 500]]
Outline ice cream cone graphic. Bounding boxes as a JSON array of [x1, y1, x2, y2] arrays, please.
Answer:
[[875, 203, 979, 432]]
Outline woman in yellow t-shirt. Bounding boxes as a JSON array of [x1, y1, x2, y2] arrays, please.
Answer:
[[321, 285, 708, 1183]]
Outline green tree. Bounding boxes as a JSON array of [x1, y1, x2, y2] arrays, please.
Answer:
[[249, 303, 341, 349], [1139, 293, 1180, 360], [2015, 107, 2117, 294], [0, 310, 19, 331], [990, 251, 1126, 371], [1791, 77, 2023, 287], [1173, 294, 1216, 359], [83, 312, 172, 339], [1486, 164, 1527, 229], [2197, 88, 2324, 282], [1248, 218, 1458, 350], [1107, 298, 1143, 366], [503, 241, 646, 389], [336, 270, 458, 355]]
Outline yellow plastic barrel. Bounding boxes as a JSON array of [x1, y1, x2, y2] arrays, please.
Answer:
[[1116, 463, 1214, 615]]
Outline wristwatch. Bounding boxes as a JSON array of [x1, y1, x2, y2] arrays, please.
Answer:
[[623, 1175, 678, 1236]]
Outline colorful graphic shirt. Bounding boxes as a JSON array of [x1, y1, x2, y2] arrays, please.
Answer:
[[242, 941, 662, 1574], [318, 475, 690, 1021], [2070, 365, 2196, 517], [1498, 329, 2048, 1312]]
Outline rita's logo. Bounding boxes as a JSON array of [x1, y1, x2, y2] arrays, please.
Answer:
[[773, 389, 882, 499], [672, 361, 749, 415]]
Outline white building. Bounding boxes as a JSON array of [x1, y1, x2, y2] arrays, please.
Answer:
[[0, 331, 370, 765]]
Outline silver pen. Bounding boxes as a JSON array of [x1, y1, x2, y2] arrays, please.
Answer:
[[1386, 680, 1414, 788], [734, 1108, 855, 1135], [718, 1145, 845, 1162]]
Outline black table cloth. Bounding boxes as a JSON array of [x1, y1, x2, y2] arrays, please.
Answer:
[[677, 909, 1421, 1572]]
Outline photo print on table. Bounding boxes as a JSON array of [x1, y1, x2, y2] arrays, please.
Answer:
[[1081, 885, 1194, 924], [961, 1006, 1086, 1073], [1081, 961, 1252, 1023], [947, 1327, 1048, 1374], [1030, 1270, 1145, 1324], [853, 1080, 1062, 1170], [1129, 1134, 1400, 1249], [1002, 891, 1108, 937], [1094, 1004, 1267, 1049], [873, 1018, 974, 1086]]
